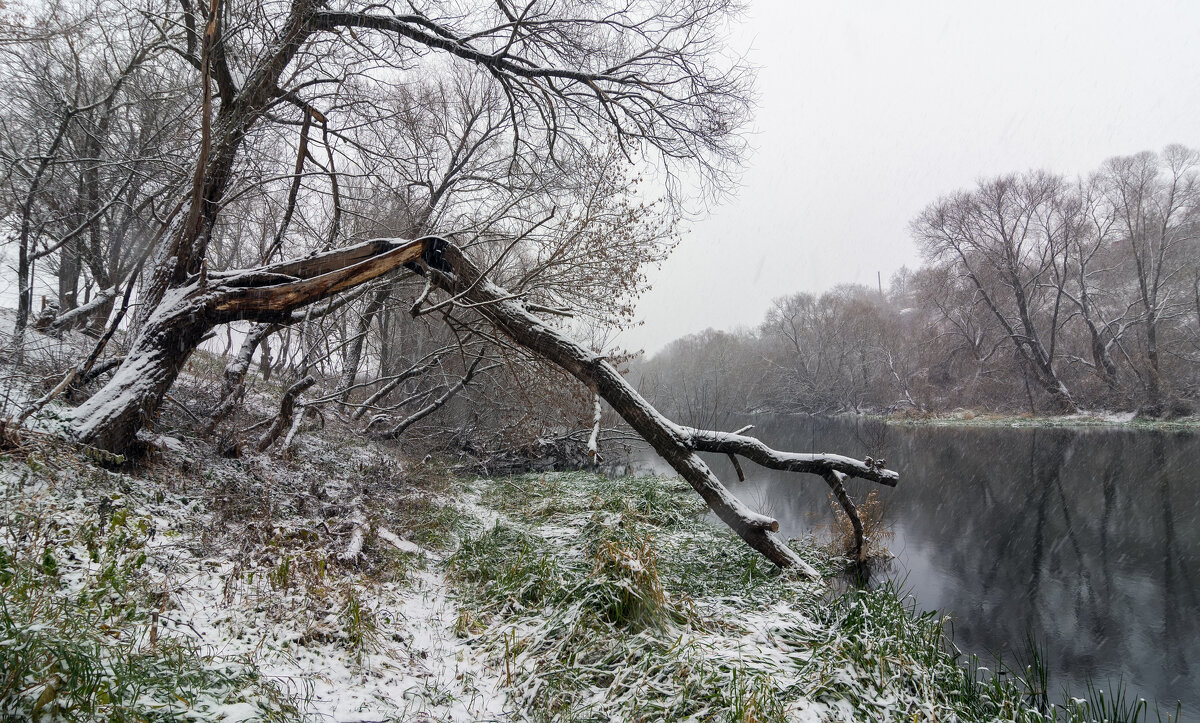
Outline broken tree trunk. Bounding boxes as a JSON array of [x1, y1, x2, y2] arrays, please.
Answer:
[[66, 235, 899, 571], [69, 238, 429, 452], [420, 241, 901, 573]]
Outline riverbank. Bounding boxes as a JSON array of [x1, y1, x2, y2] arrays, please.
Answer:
[[6, 428, 1176, 721], [876, 409, 1200, 430]]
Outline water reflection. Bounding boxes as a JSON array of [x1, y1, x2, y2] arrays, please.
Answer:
[[633, 416, 1200, 715]]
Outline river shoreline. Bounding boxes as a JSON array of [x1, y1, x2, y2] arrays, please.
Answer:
[[887, 411, 1199, 430], [757, 409, 1200, 431]]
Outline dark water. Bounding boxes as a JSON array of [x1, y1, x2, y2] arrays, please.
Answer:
[[634, 416, 1200, 716]]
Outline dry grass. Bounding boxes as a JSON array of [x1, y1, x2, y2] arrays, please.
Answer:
[[828, 489, 893, 559]]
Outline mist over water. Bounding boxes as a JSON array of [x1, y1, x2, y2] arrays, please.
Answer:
[[635, 416, 1200, 717]]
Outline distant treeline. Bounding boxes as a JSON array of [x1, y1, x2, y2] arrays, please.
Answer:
[[636, 147, 1200, 423]]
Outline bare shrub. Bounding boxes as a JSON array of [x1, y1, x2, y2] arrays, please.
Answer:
[[828, 490, 892, 560]]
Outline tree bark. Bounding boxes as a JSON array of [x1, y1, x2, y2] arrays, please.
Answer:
[[69, 238, 428, 452], [68, 288, 215, 452]]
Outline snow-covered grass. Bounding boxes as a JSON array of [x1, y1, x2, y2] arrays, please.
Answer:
[[0, 437, 299, 720], [0, 427, 1183, 721], [449, 473, 1186, 723], [450, 473, 993, 721]]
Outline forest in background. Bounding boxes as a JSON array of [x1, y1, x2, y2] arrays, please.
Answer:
[[2, 0, 1196, 478], [637, 150, 1200, 426], [0, 0, 700, 466]]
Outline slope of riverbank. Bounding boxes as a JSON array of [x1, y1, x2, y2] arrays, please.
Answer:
[[5, 423, 1174, 721]]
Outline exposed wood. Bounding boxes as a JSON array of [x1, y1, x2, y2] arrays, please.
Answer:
[[70, 240, 429, 452], [212, 239, 426, 319]]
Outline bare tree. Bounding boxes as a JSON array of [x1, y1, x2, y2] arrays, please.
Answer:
[[56, 0, 751, 452], [913, 173, 1078, 412], [1097, 146, 1200, 408], [0, 0, 184, 340]]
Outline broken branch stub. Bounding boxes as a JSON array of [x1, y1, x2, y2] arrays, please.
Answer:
[[257, 375, 316, 452]]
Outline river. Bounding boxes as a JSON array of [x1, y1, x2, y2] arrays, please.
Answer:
[[632, 415, 1200, 717]]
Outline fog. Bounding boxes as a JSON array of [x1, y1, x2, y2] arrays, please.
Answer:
[[623, 0, 1200, 355]]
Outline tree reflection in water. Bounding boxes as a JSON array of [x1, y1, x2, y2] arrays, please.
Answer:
[[634, 417, 1199, 714]]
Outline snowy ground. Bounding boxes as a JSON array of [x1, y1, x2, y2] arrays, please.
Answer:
[[0, 418, 1141, 721], [0, 429, 512, 721]]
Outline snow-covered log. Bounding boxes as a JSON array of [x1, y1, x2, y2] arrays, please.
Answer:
[[679, 427, 897, 560], [65, 234, 901, 573], [681, 428, 898, 486], [281, 402, 306, 449], [48, 286, 118, 332], [420, 241, 850, 574]]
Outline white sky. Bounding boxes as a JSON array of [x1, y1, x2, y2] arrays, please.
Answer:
[[619, 0, 1200, 356]]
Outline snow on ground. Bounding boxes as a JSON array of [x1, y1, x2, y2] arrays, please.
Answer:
[[175, 565, 507, 722], [0, 428, 514, 721], [0, 411, 1077, 721]]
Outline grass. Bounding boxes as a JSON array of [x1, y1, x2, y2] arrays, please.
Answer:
[[828, 488, 892, 559], [0, 448, 299, 721], [448, 471, 1188, 722], [1062, 680, 1183, 723], [2, 422, 1184, 722]]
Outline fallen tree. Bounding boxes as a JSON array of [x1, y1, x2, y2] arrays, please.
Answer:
[[46, 0, 898, 572], [63, 235, 898, 571], [413, 239, 900, 571]]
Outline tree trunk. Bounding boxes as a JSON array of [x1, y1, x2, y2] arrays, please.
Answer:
[[340, 284, 390, 397], [1145, 310, 1161, 405], [69, 283, 213, 451], [69, 237, 428, 452], [257, 374, 316, 451], [206, 322, 279, 433], [57, 243, 81, 314], [1086, 320, 1119, 387]]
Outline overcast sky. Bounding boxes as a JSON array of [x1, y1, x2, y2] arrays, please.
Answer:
[[619, 0, 1200, 356]]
